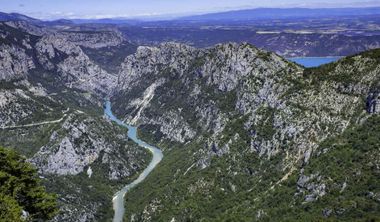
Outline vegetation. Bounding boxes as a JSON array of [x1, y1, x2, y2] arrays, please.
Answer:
[[123, 134, 286, 221], [123, 113, 380, 222], [0, 147, 58, 221]]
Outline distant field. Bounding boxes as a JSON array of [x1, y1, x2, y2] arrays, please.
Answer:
[[117, 14, 380, 57]]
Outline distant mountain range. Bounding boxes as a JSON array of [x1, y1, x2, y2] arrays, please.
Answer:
[[0, 12, 41, 23], [179, 7, 380, 21], [1, 7, 380, 24], [0, 12, 74, 25]]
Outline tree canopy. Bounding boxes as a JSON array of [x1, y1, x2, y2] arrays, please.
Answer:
[[0, 147, 58, 221]]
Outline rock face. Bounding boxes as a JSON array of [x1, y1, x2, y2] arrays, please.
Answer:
[[35, 34, 117, 95], [113, 43, 380, 221], [0, 23, 36, 81], [4, 21, 50, 36], [0, 44, 35, 81], [114, 42, 380, 161], [32, 114, 105, 175], [296, 172, 326, 203]]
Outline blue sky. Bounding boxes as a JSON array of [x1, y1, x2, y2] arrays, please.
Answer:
[[1, 0, 380, 20]]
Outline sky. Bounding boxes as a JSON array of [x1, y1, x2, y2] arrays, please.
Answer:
[[1, 0, 380, 20]]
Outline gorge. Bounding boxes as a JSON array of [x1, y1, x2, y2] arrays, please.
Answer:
[[0, 16, 379, 222]]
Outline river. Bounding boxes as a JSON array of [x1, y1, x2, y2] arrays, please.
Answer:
[[104, 101, 163, 222]]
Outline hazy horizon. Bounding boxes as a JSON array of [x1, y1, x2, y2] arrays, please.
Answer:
[[1, 0, 380, 20]]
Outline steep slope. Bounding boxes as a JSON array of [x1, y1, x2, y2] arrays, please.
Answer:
[[111, 44, 380, 221], [0, 22, 150, 221]]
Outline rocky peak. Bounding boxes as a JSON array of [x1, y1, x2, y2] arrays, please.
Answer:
[[203, 42, 291, 92]]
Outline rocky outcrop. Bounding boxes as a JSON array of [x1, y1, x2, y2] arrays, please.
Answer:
[[30, 113, 144, 177], [0, 89, 33, 126], [0, 22, 38, 81], [142, 111, 197, 143], [296, 172, 326, 203], [366, 91, 380, 113], [31, 114, 103, 175]]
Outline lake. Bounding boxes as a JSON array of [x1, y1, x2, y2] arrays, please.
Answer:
[[288, 57, 341, 68]]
